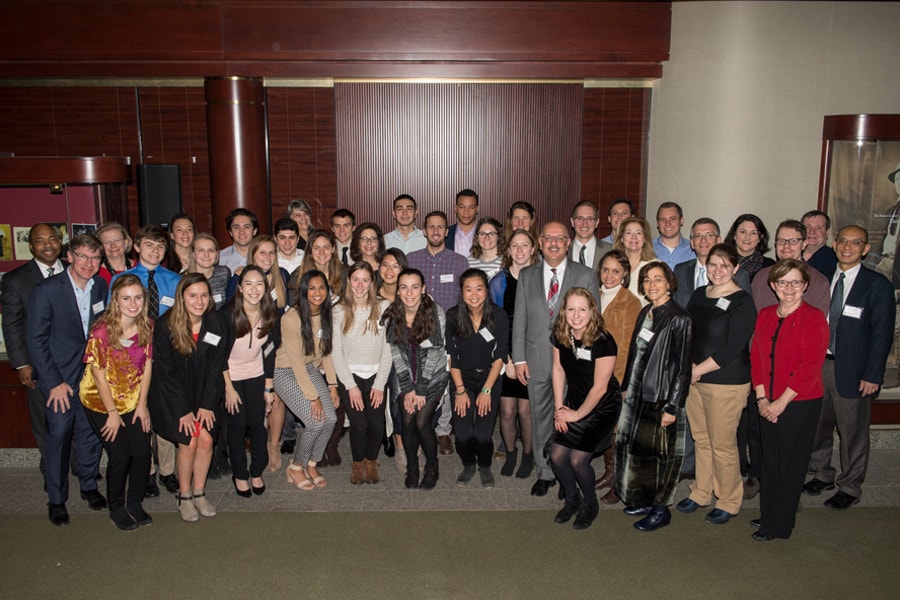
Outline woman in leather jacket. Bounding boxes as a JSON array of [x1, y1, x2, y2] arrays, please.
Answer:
[[615, 261, 693, 532]]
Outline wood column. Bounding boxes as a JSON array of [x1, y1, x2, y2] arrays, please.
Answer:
[[205, 76, 269, 245]]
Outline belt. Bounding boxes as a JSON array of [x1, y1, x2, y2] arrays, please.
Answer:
[[825, 354, 835, 361]]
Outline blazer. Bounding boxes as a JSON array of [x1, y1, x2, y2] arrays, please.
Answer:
[[602, 286, 642, 385], [672, 258, 751, 308], [568, 236, 613, 271], [832, 266, 895, 398], [445, 224, 458, 252], [1, 260, 44, 369], [26, 270, 108, 396], [512, 259, 600, 382]]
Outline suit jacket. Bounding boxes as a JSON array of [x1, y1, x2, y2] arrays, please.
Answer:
[[445, 224, 458, 252], [512, 259, 600, 382], [833, 266, 895, 398], [26, 270, 108, 397], [672, 259, 751, 308], [568, 236, 613, 271], [1, 260, 44, 369]]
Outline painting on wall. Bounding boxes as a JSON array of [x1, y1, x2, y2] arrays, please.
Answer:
[[13, 226, 32, 261], [0, 224, 10, 262]]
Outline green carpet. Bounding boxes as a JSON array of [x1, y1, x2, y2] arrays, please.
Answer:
[[3, 508, 899, 599]]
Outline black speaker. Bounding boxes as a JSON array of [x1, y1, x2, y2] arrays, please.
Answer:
[[137, 164, 182, 228]]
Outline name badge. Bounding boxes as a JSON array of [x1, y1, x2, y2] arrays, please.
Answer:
[[270, 289, 278, 300], [576, 347, 591, 361], [213, 293, 223, 303], [420, 339, 434, 349], [263, 341, 275, 358], [842, 305, 863, 319], [92, 301, 105, 315], [715, 297, 731, 311], [120, 338, 134, 348], [202, 332, 221, 346], [316, 329, 323, 339], [440, 274, 454, 284], [160, 296, 175, 307], [638, 328, 654, 342], [480, 329, 495, 342]]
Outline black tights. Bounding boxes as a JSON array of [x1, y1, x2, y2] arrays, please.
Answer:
[[401, 397, 439, 474], [550, 443, 596, 503]]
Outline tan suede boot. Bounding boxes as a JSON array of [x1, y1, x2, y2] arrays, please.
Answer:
[[364, 458, 380, 484], [351, 461, 365, 484]]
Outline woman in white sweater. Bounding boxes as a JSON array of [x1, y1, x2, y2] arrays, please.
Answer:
[[332, 262, 394, 484]]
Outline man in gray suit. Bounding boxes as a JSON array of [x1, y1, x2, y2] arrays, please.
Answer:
[[513, 221, 600, 496], [568, 200, 613, 271]]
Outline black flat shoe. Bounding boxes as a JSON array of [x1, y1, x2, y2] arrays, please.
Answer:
[[623, 505, 652, 516], [750, 518, 761, 528], [144, 475, 160, 498], [824, 490, 859, 511], [530, 478, 556, 497], [81, 489, 107, 511], [634, 506, 671, 531], [127, 504, 153, 527], [110, 507, 138, 531], [752, 531, 776, 542], [382, 436, 396, 458], [573, 499, 600, 530], [554, 494, 583, 524], [232, 478, 252, 498], [158, 473, 179, 495], [48, 503, 69, 526], [802, 478, 835, 496]]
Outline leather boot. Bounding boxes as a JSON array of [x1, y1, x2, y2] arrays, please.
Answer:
[[419, 462, 439, 490], [351, 461, 365, 484], [601, 486, 621, 505], [323, 404, 345, 466], [554, 492, 583, 524], [363, 458, 380, 484], [573, 497, 600, 530], [500, 448, 518, 477], [594, 445, 615, 490]]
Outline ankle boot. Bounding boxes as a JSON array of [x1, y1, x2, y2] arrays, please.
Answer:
[[351, 461, 365, 484], [363, 459, 380, 484], [515, 452, 534, 479], [176, 493, 198, 523], [554, 493, 583, 524], [192, 489, 216, 518], [573, 497, 600, 530], [500, 448, 518, 477], [594, 446, 615, 490], [601, 486, 621, 505], [420, 463, 439, 490]]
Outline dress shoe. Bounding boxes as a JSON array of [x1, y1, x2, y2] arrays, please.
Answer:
[[705, 508, 737, 525], [158, 473, 179, 495], [750, 518, 760, 528], [81, 489, 107, 511], [251, 480, 266, 496], [752, 532, 776, 542], [438, 435, 455, 455], [419, 466, 439, 490], [383, 436, 396, 458], [743, 476, 761, 499], [109, 507, 138, 531], [554, 494, 583, 524], [802, 478, 835, 496], [281, 439, 295, 455], [127, 504, 153, 527], [675, 497, 709, 514], [634, 506, 671, 531], [678, 471, 695, 482], [623, 505, 652, 516], [573, 498, 600, 530], [457, 465, 477, 486], [144, 474, 160, 498], [479, 466, 495, 488], [404, 470, 419, 489], [48, 503, 69, 526], [824, 490, 859, 511], [600, 487, 621, 505], [232, 477, 252, 498], [594, 470, 614, 491], [557, 485, 565, 500], [530, 478, 556, 497]]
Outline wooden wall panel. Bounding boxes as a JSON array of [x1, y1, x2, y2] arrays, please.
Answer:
[[267, 87, 338, 229], [335, 83, 583, 232], [581, 87, 651, 237]]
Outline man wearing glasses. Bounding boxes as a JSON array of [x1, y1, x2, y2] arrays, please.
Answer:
[[568, 200, 612, 270], [27, 233, 108, 525]]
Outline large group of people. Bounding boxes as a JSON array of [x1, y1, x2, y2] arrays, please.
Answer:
[[0, 191, 894, 543]]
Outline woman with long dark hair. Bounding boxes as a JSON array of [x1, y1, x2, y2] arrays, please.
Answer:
[[446, 268, 508, 487], [380, 268, 448, 490], [724, 214, 774, 281], [274, 270, 340, 490], [350, 222, 386, 271]]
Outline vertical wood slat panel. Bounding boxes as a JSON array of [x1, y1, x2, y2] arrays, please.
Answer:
[[335, 83, 584, 233]]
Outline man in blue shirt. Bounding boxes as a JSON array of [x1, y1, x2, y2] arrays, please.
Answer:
[[652, 202, 695, 269]]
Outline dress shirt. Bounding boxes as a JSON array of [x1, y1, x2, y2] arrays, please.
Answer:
[[572, 238, 598, 267], [66, 268, 96, 337], [830, 263, 861, 311], [278, 250, 304, 274], [653, 235, 695, 269], [112, 263, 181, 317], [40, 259, 65, 278], [543, 260, 567, 299], [454, 226, 475, 258], [219, 245, 248, 274], [600, 233, 615, 245], [384, 227, 427, 254]]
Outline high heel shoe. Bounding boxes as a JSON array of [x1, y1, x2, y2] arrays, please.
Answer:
[[232, 477, 252, 498], [286, 462, 315, 490], [306, 464, 327, 488], [251, 477, 266, 496]]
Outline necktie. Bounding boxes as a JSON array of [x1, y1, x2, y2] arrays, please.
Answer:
[[147, 270, 159, 320], [828, 272, 845, 354], [46, 266, 54, 277], [695, 265, 707, 289], [342, 246, 349, 266], [579, 245, 586, 266], [547, 268, 559, 319]]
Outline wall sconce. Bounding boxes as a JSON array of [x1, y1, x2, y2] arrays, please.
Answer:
[[49, 183, 64, 194]]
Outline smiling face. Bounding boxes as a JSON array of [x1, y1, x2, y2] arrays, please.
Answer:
[[115, 283, 145, 321], [425, 215, 448, 249], [398, 273, 425, 312], [99, 228, 127, 261], [641, 265, 671, 307], [539, 222, 570, 267], [690, 223, 720, 261], [379, 254, 402, 285], [358, 227, 380, 259], [306, 275, 328, 311], [706, 253, 738, 286], [656, 207, 683, 241], [733, 220, 760, 256], [183, 281, 210, 320], [622, 223, 646, 253], [192, 238, 218, 270], [608, 201, 633, 236], [564, 293, 592, 338], [331, 216, 355, 245], [170, 218, 194, 250], [599, 255, 626, 289], [349, 268, 372, 301], [290, 208, 311, 233], [833, 226, 870, 270], [507, 232, 534, 268], [240, 270, 266, 307], [135, 238, 166, 269], [310, 236, 334, 269], [803, 214, 828, 252], [461, 274, 487, 313], [29, 224, 62, 268], [252, 241, 277, 272], [510, 208, 533, 233], [229, 216, 257, 249], [570, 204, 599, 243], [771, 268, 808, 306], [476, 222, 499, 252], [774, 226, 806, 260], [393, 198, 417, 227], [276, 229, 299, 257], [68, 245, 103, 286]]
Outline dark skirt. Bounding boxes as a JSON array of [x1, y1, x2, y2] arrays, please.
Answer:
[[552, 396, 619, 454], [500, 371, 529, 399], [614, 397, 685, 508]]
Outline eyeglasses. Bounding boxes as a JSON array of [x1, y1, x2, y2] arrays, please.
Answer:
[[573, 216, 597, 224], [541, 235, 568, 244], [774, 279, 805, 289], [359, 237, 379, 243], [775, 238, 802, 246], [477, 231, 498, 238], [102, 238, 125, 247], [691, 233, 717, 240], [836, 238, 866, 247], [381, 262, 402, 271], [72, 251, 101, 264]]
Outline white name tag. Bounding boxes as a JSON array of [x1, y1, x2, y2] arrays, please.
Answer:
[[270, 289, 278, 300], [213, 293, 223, 303], [440, 274, 454, 284], [480, 328, 495, 342], [316, 329, 322, 339], [715, 297, 731, 311], [576, 347, 591, 361], [120, 338, 134, 348], [202, 332, 221, 346], [92, 301, 104, 315], [160, 296, 175, 307], [638, 328, 654, 342], [263, 341, 275, 358], [420, 339, 433, 349], [842, 305, 863, 319]]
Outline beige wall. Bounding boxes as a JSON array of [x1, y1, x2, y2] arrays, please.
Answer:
[[648, 1, 900, 244]]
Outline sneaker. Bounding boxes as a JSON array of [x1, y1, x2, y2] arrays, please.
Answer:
[[456, 465, 477, 486], [479, 467, 495, 488]]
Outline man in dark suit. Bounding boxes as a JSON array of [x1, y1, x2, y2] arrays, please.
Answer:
[[804, 225, 895, 510], [512, 221, 600, 496], [568, 200, 613, 271], [27, 233, 108, 526], [445, 188, 479, 257], [0, 223, 65, 482]]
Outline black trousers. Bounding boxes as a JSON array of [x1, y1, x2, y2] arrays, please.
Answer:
[[759, 398, 821, 539], [737, 389, 762, 478], [340, 374, 386, 462], [226, 375, 268, 479], [86, 408, 151, 511], [452, 369, 501, 468]]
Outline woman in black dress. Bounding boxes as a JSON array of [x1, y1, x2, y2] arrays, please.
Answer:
[[549, 287, 621, 530]]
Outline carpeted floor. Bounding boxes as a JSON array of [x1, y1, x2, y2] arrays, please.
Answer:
[[4, 507, 900, 599]]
